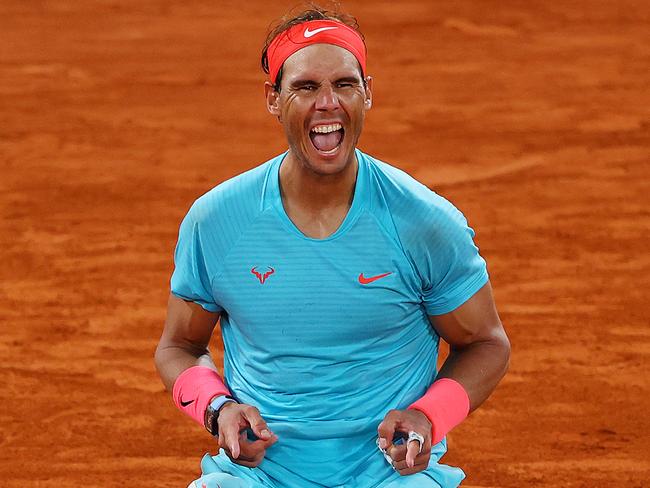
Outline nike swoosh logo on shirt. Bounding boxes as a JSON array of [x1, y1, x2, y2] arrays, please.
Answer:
[[304, 26, 338, 38], [180, 398, 194, 407], [358, 272, 392, 284]]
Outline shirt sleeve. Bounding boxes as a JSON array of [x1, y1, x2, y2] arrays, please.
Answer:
[[170, 209, 223, 313], [417, 200, 489, 316]]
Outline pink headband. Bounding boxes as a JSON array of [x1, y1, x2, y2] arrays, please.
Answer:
[[267, 19, 367, 85]]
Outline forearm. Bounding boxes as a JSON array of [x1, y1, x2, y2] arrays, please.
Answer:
[[437, 328, 510, 411], [154, 341, 218, 392]]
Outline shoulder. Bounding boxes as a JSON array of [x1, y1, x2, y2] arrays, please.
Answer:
[[362, 152, 468, 236]]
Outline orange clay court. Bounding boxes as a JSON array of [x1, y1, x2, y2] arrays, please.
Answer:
[[0, 1, 648, 487]]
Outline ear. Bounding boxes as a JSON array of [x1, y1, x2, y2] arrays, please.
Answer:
[[264, 81, 281, 117], [363, 76, 373, 110]]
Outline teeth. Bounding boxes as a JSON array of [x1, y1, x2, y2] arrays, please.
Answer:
[[311, 123, 342, 134]]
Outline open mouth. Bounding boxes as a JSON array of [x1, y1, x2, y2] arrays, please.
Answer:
[[309, 123, 344, 155]]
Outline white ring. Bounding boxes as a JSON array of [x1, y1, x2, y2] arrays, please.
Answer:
[[407, 431, 425, 454]]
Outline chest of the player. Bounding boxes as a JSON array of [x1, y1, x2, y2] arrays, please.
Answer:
[[212, 231, 424, 344]]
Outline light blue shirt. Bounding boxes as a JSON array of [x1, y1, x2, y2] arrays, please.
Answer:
[[171, 149, 488, 488]]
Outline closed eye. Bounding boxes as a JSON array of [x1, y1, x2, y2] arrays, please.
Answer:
[[290, 82, 318, 92]]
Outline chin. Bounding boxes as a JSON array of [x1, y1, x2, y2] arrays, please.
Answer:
[[306, 147, 355, 176]]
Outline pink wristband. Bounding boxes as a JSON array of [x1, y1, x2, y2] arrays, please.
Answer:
[[172, 366, 232, 428], [408, 378, 470, 445]]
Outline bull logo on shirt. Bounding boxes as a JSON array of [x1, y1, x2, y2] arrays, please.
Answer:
[[251, 266, 275, 284]]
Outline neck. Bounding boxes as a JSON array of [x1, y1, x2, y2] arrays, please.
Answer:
[[279, 151, 358, 213]]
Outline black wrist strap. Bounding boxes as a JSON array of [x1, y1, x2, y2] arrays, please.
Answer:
[[205, 395, 237, 436]]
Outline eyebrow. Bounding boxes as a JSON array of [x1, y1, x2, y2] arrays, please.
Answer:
[[335, 76, 362, 84], [289, 75, 362, 88]]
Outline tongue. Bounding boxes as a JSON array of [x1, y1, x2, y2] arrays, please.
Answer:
[[310, 130, 342, 152]]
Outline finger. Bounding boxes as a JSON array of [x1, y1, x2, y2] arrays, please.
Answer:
[[238, 438, 276, 459], [255, 433, 278, 449], [229, 452, 265, 468], [377, 410, 399, 450], [225, 449, 263, 467], [405, 437, 421, 468], [225, 443, 258, 463], [387, 443, 407, 463], [227, 437, 267, 467], [231, 458, 258, 468], [242, 406, 274, 440], [392, 451, 430, 471], [220, 421, 241, 459], [395, 463, 427, 476], [237, 428, 277, 452], [230, 448, 264, 464]]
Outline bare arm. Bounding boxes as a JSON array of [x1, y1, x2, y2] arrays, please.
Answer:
[[154, 293, 278, 465], [378, 280, 510, 474], [431, 280, 510, 411], [154, 293, 221, 391]]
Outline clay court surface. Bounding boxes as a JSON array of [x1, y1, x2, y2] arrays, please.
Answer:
[[1, 1, 648, 486]]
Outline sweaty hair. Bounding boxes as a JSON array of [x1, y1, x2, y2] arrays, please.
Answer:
[[261, 2, 365, 91]]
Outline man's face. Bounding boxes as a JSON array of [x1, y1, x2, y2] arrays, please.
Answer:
[[265, 43, 372, 176]]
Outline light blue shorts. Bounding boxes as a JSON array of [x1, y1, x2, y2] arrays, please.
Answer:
[[187, 449, 464, 488]]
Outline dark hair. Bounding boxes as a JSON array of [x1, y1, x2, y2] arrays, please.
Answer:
[[261, 2, 364, 91]]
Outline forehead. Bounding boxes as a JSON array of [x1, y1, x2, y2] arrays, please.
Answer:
[[281, 44, 362, 82]]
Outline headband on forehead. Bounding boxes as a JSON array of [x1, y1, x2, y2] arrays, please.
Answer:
[[267, 19, 367, 85]]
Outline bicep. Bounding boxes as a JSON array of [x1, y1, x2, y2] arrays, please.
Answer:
[[428, 281, 506, 348], [160, 293, 221, 352]]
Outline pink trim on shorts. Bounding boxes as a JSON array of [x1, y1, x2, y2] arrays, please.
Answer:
[[408, 377, 470, 444], [172, 366, 232, 428]]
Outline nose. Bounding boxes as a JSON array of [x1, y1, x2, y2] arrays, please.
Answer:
[[314, 83, 340, 111]]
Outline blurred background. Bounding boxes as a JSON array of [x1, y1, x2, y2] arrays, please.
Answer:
[[1, 1, 648, 486]]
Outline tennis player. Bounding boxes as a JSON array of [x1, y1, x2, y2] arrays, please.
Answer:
[[155, 6, 510, 488]]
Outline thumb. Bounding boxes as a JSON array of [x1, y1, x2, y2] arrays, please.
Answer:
[[243, 407, 274, 440], [405, 437, 420, 468]]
